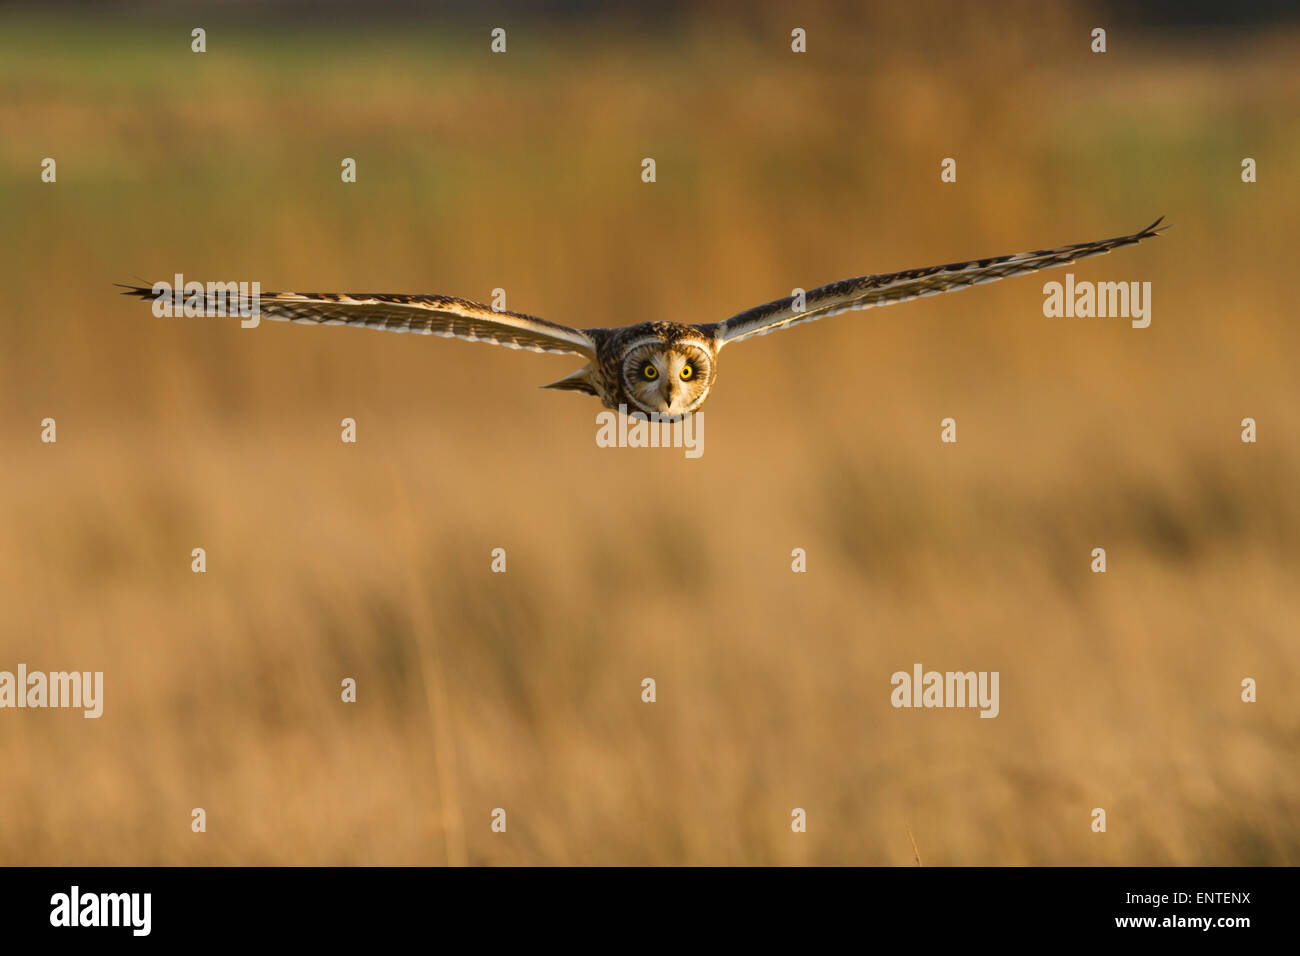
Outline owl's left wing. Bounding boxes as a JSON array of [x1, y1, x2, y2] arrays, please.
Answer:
[[120, 287, 597, 357], [699, 218, 1166, 347]]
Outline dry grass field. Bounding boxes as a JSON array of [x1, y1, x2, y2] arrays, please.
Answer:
[[1, 3, 1297, 864]]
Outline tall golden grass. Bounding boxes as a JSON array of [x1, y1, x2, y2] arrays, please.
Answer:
[[1, 4, 1297, 864]]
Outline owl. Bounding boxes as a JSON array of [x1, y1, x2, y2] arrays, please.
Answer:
[[122, 218, 1163, 418]]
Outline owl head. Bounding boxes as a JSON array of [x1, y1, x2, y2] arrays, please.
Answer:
[[621, 337, 715, 418]]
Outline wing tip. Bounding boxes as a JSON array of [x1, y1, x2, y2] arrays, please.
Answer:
[[1141, 215, 1171, 238]]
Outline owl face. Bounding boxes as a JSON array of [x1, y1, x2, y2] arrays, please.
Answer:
[[620, 340, 714, 418]]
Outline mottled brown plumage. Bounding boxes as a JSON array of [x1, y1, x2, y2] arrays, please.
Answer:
[[121, 218, 1165, 418]]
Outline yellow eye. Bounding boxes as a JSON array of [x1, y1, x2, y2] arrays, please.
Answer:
[[643, 364, 658, 380], [680, 365, 694, 381]]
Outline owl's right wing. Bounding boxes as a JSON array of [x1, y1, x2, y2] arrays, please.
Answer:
[[119, 286, 597, 358], [698, 218, 1166, 347]]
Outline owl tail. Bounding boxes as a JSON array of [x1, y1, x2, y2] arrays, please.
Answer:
[[541, 366, 598, 397]]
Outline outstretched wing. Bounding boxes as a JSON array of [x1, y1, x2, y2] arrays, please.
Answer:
[[119, 286, 596, 358], [700, 218, 1167, 347]]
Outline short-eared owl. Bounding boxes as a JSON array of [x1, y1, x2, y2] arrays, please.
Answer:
[[123, 219, 1164, 418]]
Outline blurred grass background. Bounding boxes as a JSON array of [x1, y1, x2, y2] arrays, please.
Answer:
[[1, 0, 1297, 864]]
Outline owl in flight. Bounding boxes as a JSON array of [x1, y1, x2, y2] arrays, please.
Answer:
[[123, 218, 1163, 418]]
